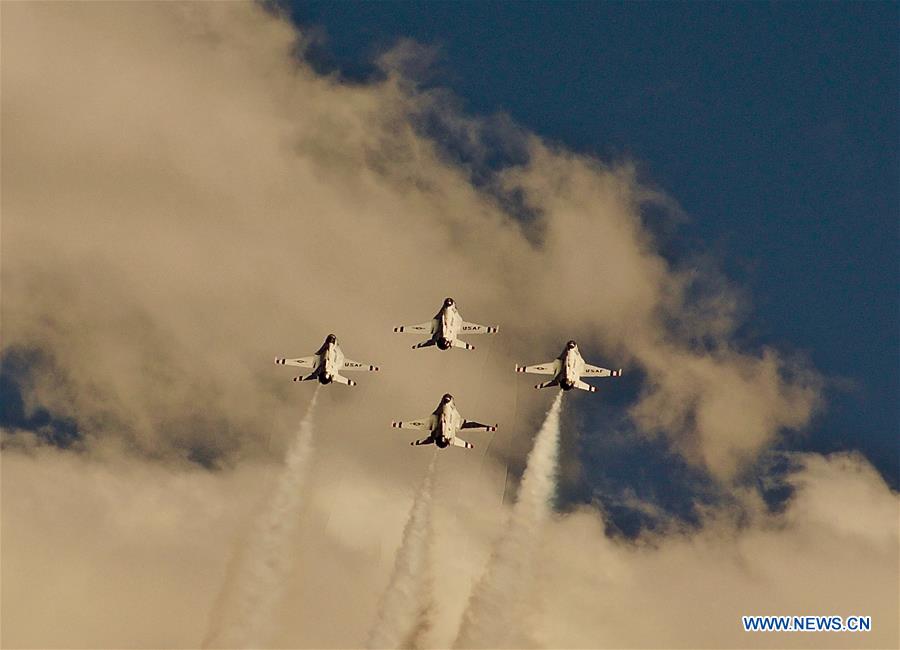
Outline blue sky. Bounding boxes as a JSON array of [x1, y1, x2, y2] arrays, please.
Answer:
[[286, 1, 898, 497]]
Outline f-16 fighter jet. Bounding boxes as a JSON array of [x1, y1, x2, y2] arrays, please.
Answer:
[[274, 334, 379, 387], [392, 393, 497, 449], [393, 297, 498, 350], [516, 340, 621, 392]]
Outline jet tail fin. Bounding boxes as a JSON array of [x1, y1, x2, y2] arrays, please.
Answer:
[[535, 379, 560, 390]]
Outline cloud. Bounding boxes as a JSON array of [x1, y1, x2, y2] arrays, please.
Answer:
[[1, 3, 894, 648], [3, 440, 896, 648], [537, 452, 898, 649]]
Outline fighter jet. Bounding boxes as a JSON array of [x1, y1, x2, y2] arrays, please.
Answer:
[[516, 340, 621, 392], [392, 393, 497, 449], [274, 334, 379, 387], [393, 297, 498, 350]]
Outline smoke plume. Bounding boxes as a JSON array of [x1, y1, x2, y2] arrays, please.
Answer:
[[367, 452, 438, 649], [454, 392, 564, 648], [205, 388, 320, 648]]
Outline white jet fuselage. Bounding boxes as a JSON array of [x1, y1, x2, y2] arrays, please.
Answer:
[[317, 341, 345, 384], [559, 346, 586, 390], [432, 400, 464, 447], [435, 303, 463, 349]]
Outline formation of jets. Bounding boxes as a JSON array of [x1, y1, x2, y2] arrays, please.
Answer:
[[275, 298, 622, 450]]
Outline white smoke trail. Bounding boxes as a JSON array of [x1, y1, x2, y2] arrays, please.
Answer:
[[205, 388, 321, 648], [454, 391, 564, 649], [367, 452, 438, 650]]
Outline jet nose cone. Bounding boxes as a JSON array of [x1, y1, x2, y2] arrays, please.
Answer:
[[444, 297, 454, 307], [567, 340, 577, 349], [327, 334, 337, 343], [442, 393, 453, 403]]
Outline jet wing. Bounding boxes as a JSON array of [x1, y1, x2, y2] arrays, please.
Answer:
[[391, 417, 433, 431], [460, 321, 499, 335], [461, 420, 498, 432], [393, 320, 435, 334], [582, 364, 622, 378], [342, 359, 380, 372], [515, 360, 560, 375], [275, 356, 319, 369]]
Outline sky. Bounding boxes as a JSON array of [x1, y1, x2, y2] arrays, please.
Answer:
[[1, 2, 897, 649], [288, 0, 900, 491]]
